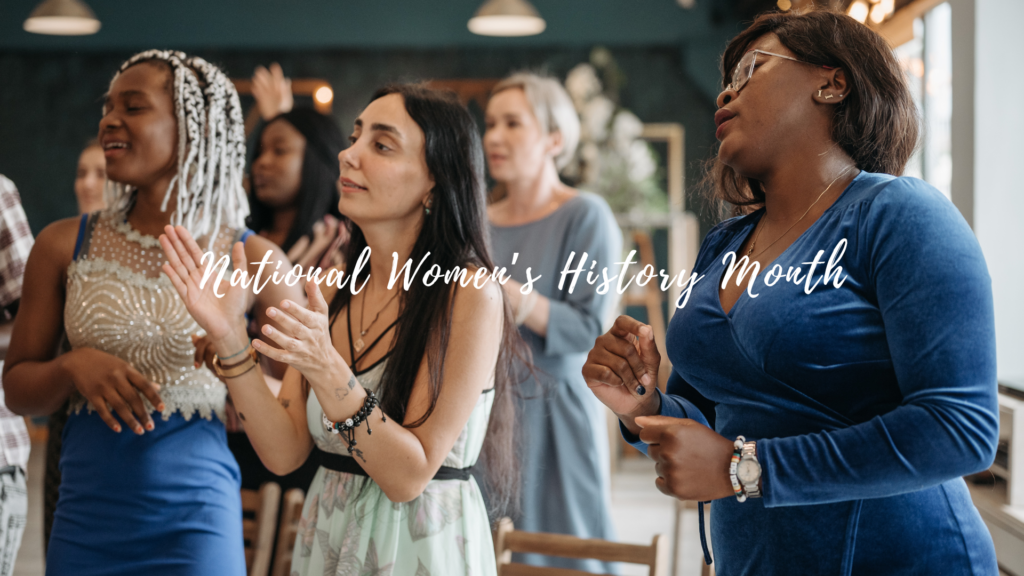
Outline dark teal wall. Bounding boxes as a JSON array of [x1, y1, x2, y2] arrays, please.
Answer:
[[0, 46, 721, 236]]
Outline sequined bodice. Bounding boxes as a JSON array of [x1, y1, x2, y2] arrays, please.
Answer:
[[64, 213, 237, 421]]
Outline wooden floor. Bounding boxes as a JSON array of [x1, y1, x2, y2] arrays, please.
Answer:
[[12, 440, 707, 576]]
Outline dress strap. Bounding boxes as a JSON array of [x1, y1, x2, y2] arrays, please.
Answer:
[[235, 228, 254, 244], [72, 212, 100, 261]]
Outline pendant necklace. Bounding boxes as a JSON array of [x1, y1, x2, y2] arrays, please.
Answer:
[[746, 166, 853, 258], [354, 288, 400, 353]]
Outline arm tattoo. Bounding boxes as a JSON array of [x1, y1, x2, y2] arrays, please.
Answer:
[[279, 398, 291, 408], [334, 388, 349, 401], [347, 374, 357, 390], [350, 447, 367, 464]]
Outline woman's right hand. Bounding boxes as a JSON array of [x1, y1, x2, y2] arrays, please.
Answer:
[[583, 315, 662, 424], [159, 225, 249, 343], [59, 347, 164, 434]]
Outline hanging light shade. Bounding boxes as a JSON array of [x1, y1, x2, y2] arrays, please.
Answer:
[[24, 0, 101, 36], [468, 0, 546, 37]]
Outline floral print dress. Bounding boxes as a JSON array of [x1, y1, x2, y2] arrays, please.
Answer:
[[292, 360, 497, 576]]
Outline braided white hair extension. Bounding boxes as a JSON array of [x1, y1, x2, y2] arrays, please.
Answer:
[[104, 50, 248, 247]]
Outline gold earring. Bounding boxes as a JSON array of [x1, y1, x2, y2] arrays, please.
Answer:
[[817, 90, 822, 97], [825, 94, 834, 100]]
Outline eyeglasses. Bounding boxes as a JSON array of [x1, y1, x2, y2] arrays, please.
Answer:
[[726, 49, 831, 93]]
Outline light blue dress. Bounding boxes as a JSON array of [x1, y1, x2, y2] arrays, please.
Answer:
[[489, 193, 623, 573]]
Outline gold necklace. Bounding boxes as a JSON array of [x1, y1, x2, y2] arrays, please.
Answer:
[[746, 166, 853, 258], [354, 287, 400, 353]]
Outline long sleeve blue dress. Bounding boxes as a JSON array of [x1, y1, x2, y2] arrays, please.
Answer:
[[623, 172, 999, 575], [490, 192, 623, 573]]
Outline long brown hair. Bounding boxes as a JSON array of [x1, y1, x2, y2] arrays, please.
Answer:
[[705, 9, 920, 215], [329, 84, 522, 520]]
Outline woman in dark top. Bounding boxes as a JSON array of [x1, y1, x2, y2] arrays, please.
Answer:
[[248, 108, 348, 271], [226, 107, 348, 497], [584, 10, 998, 576]]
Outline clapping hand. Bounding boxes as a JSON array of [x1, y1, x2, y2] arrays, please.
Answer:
[[582, 315, 662, 421], [636, 415, 736, 502], [159, 225, 248, 342], [251, 280, 350, 391]]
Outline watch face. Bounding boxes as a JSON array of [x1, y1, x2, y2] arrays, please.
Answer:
[[737, 459, 761, 483]]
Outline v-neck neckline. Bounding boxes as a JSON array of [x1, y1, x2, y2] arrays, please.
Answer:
[[716, 171, 864, 319]]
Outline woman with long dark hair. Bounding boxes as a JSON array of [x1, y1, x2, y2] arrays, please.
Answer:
[[584, 10, 998, 575], [161, 84, 519, 575], [248, 107, 347, 270]]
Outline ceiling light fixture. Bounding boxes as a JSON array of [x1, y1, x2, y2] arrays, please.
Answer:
[[23, 0, 101, 36], [468, 0, 546, 37]]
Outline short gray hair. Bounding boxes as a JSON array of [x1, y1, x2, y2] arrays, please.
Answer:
[[492, 72, 580, 171]]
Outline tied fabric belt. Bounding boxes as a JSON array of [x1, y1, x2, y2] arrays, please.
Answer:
[[317, 449, 474, 481]]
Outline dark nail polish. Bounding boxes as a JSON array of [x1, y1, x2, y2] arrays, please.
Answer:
[[637, 384, 647, 396]]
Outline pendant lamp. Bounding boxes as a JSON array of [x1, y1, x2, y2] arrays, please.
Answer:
[[24, 0, 101, 36], [468, 0, 546, 37]]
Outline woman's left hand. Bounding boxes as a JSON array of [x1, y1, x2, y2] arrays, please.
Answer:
[[252, 280, 349, 388], [636, 415, 737, 501]]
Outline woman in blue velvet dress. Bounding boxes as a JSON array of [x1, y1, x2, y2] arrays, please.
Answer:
[[583, 10, 998, 576], [3, 51, 298, 575]]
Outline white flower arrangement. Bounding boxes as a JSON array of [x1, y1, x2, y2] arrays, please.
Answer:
[[562, 49, 667, 217]]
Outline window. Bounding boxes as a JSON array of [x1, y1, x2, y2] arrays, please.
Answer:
[[895, 2, 952, 199]]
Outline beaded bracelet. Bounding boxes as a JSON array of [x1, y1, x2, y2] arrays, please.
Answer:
[[322, 390, 387, 450]]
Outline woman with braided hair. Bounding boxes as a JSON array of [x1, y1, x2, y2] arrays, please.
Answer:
[[2, 50, 300, 574]]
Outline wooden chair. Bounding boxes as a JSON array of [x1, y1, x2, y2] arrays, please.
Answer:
[[271, 488, 306, 576], [242, 482, 281, 576], [494, 518, 668, 576]]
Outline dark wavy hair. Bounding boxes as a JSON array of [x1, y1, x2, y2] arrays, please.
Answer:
[[247, 108, 345, 253], [327, 84, 522, 520], [706, 9, 920, 214]]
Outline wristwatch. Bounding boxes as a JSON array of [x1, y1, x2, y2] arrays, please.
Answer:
[[736, 439, 762, 499]]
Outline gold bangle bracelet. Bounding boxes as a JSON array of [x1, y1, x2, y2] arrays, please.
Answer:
[[212, 346, 260, 378]]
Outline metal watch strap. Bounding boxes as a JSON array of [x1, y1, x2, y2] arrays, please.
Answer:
[[740, 440, 762, 498]]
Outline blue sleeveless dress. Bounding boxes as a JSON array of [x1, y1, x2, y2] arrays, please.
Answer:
[[47, 213, 248, 575]]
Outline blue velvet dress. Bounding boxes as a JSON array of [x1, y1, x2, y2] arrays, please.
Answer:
[[624, 172, 999, 575]]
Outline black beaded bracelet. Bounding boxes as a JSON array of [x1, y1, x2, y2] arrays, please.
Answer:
[[322, 390, 387, 450]]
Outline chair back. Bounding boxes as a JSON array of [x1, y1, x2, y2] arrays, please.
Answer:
[[271, 487, 306, 576], [494, 517, 669, 576], [242, 482, 281, 576]]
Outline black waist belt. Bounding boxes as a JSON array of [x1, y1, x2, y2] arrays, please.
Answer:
[[317, 449, 474, 481]]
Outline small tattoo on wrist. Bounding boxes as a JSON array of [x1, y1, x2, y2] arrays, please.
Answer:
[[347, 374, 357, 390], [334, 388, 349, 401], [280, 398, 291, 408], [350, 447, 366, 464]]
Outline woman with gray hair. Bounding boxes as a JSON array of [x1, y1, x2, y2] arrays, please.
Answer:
[[485, 72, 621, 573]]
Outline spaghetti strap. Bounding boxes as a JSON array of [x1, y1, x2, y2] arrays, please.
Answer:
[[72, 214, 88, 261], [234, 228, 254, 244], [72, 212, 99, 261]]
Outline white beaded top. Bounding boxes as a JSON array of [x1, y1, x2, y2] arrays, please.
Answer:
[[64, 212, 238, 422]]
